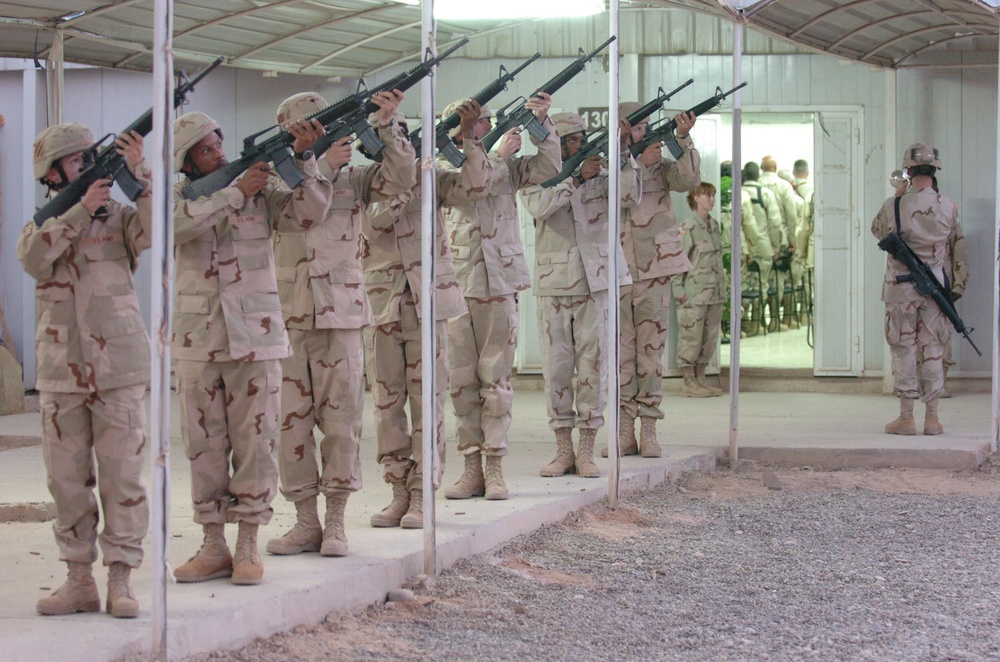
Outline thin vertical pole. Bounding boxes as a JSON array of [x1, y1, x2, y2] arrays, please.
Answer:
[[45, 31, 64, 125], [149, 0, 174, 658], [992, 14, 999, 454], [420, 0, 439, 576], [728, 18, 745, 469], [606, 0, 621, 507]]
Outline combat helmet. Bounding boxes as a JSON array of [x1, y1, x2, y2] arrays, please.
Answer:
[[441, 99, 492, 138], [551, 112, 586, 138], [276, 92, 328, 126], [173, 111, 222, 173], [902, 142, 941, 170], [33, 122, 94, 181]]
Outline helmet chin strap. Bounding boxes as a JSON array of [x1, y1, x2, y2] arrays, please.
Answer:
[[182, 155, 206, 181], [41, 161, 71, 192]]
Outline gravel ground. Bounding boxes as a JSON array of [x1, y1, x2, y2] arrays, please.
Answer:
[[186, 461, 1000, 662]]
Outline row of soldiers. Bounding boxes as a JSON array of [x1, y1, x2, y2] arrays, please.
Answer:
[[20, 86, 721, 617]]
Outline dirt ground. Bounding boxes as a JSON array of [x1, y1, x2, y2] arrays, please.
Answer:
[[181, 459, 1000, 662]]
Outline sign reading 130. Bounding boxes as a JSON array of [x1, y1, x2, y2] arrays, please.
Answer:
[[578, 107, 609, 131]]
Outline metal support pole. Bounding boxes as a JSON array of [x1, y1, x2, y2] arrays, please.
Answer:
[[45, 30, 64, 125], [420, 0, 440, 576], [992, 16, 999, 454], [606, 0, 622, 507], [149, 0, 175, 658], [728, 17, 745, 470]]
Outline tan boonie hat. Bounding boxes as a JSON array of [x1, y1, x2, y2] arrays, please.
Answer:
[[276, 92, 328, 125], [441, 99, 492, 137], [551, 112, 586, 138], [33, 123, 94, 180], [902, 142, 942, 169], [172, 111, 222, 173]]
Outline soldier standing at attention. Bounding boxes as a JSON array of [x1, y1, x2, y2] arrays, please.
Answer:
[[759, 156, 799, 331], [20, 124, 151, 618], [674, 183, 726, 398], [871, 143, 957, 435], [519, 112, 640, 478], [613, 106, 699, 456], [439, 92, 560, 501], [170, 111, 331, 585], [363, 101, 489, 529], [264, 90, 414, 556]]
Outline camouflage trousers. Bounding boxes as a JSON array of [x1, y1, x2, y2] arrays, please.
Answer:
[[677, 302, 724, 368], [277, 327, 364, 502], [176, 358, 281, 526], [619, 278, 671, 420], [364, 291, 447, 492], [538, 290, 608, 430], [40, 384, 148, 568], [448, 295, 517, 457], [885, 298, 948, 401]]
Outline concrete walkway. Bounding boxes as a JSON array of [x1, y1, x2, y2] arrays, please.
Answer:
[[0, 388, 993, 661]]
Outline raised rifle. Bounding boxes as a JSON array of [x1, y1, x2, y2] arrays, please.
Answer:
[[410, 52, 541, 167], [540, 79, 694, 188], [182, 38, 469, 201], [877, 224, 982, 356], [630, 82, 747, 160], [33, 56, 224, 226], [480, 37, 616, 154]]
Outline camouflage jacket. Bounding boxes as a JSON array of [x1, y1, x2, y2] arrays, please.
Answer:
[[362, 139, 491, 325], [871, 186, 958, 304], [18, 162, 153, 393], [620, 136, 700, 282], [947, 220, 968, 298], [519, 156, 640, 296], [759, 171, 800, 247], [275, 112, 415, 331], [440, 116, 561, 298], [172, 156, 330, 362], [742, 184, 784, 259], [673, 213, 727, 306]]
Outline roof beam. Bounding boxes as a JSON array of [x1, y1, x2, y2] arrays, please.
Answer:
[[301, 20, 421, 72], [174, 0, 307, 39], [861, 22, 996, 60], [789, 0, 887, 39]]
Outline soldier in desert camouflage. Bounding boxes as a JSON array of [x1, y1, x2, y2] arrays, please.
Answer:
[[265, 89, 414, 557], [19, 123, 151, 618], [170, 110, 332, 585], [363, 101, 489, 528], [438, 92, 560, 501]]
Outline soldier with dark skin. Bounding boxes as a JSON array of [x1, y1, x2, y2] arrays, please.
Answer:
[[20, 124, 151, 618]]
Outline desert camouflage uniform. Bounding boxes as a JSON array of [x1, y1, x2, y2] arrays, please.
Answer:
[[18, 161, 153, 569], [674, 213, 727, 368], [741, 184, 783, 299], [440, 116, 560, 457], [519, 158, 639, 431], [363, 139, 489, 490], [871, 185, 958, 401], [942, 221, 968, 370], [173, 155, 331, 526], [619, 139, 700, 420], [274, 112, 414, 503]]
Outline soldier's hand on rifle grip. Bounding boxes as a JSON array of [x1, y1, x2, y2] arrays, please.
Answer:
[[82, 178, 113, 215], [675, 111, 696, 138], [497, 128, 522, 159], [288, 118, 325, 155], [457, 100, 483, 140], [638, 143, 662, 167], [115, 131, 146, 171], [372, 89, 405, 125], [579, 156, 602, 182], [237, 162, 270, 198], [324, 136, 354, 171], [524, 92, 552, 123]]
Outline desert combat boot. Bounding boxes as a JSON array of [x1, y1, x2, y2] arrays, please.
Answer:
[[174, 523, 233, 583], [484, 455, 509, 500], [106, 562, 139, 618], [602, 407, 638, 457], [923, 398, 944, 436], [232, 522, 264, 585], [576, 428, 601, 478], [370, 481, 410, 527], [266, 496, 323, 555], [539, 428, 576, 477], [639, 416, 663, 458], [36, 561, 101, 616], [695, 364, 723, 396], [681, 366, 712, 397], [400, 489, 424, 529], [444, 451, 485, 499], [321, 494, 349, 557], [885, 396, 917, 435]]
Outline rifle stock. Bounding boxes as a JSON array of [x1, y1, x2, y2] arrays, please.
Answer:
[[33, 56, 224, 226]]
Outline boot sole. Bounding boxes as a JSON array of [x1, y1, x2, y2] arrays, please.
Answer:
[[265, 540, 321, 555], [231, 576, 262, 586], [484, 491, 510, 500], [320, 545, 349, 557], [539, 465, 576, 477], [175, 568, 233, 583], [107, 598, 140, 619], [443, 487, 486, 500], [37, 599, 101, 616], [370, 517, 403, 528], [400, 518, 423, 529]]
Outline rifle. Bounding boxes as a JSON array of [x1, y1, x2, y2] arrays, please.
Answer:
[[182, 38, 469, 201], [410, 52, 541, 167], [540, 78, 694, 188], [33, 56, 224, 226], [630, 82, 747, 160], [480, 37, 616, 154], [877, 229, 982, 356]]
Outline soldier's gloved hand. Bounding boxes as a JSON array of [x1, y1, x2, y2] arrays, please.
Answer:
[[324, 136, 353, 171], [237, 162, 270, 198], [497, 128, 522, 159], [82, 178, 113, 215]]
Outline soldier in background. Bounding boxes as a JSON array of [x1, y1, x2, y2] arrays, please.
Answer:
[[439, 93, 559, 501], [674, 182, 726, 398], [170, 111, 331, 585], [519, 112, 639, 478], [265, 90, 414, 557], [19, 124, 151, 618], [612, 105, 699, 457], [871, 143, 957, 435], [759, 156, 799, 331], [363, 101, 489, 528], [741, 162, 783, 331]]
